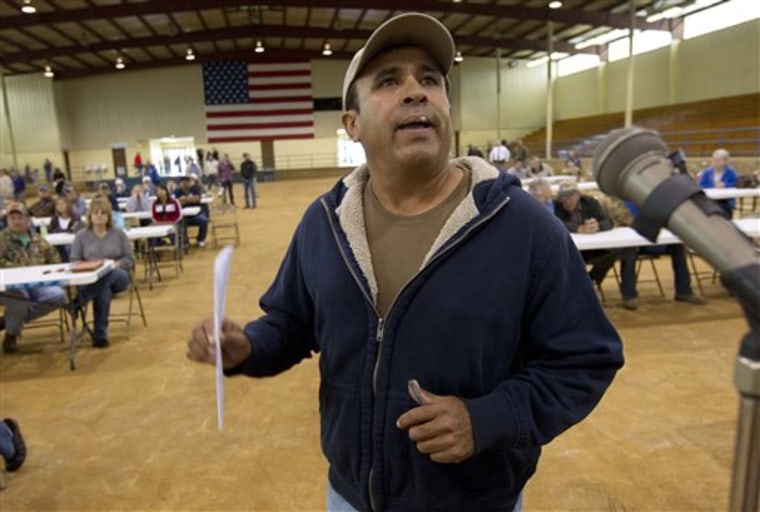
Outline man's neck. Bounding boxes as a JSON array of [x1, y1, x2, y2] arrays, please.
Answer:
[[367, 162, 463, 216]]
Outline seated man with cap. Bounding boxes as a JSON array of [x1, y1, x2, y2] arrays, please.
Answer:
[[173, 176, 209, 248], [554, 182, 639, 308], [0, 202, 67, 353], [28, 185, 56, 218]]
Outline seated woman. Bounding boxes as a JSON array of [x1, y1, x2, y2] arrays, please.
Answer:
[[151, 183, 182, 224], [49, 196, 84, 262], [150, 183, 182, 246], [70, 198, 135, 348], [125, 184, 152, 227]]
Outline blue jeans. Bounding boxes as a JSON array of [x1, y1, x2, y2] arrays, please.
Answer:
[[76, 267, 130, 341], [185, 214, 209, 243], [0, 421, 14, 461], [0, 286, 67, 336], [326, 483, 523, 511], [619, 244, 693, 299], [243, 178, 257, 208]]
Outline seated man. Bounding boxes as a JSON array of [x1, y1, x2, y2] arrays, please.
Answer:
[[527, 178, 555, 214], [603, 197, 707, 306], [554, 183, 638, 308], [0, 203, 67, 352], [173, 176, 209, 248], [28, 185, 56, 218]]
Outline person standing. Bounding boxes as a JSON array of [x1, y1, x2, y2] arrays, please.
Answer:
[[240, 153, 258, 209], [43, 158, 53, 184], [488, 139, 510, 172], [217, 154, 235, 205], [187, 13, 623, 512], [133, 152, 143, 175]]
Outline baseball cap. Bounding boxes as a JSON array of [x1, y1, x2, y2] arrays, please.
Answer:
[[557, 182, 580, 199], [6, 202, 27, 216], [341, 12, 455, 110]]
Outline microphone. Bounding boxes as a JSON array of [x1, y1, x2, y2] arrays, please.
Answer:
[[594, 126, 760, 512], [592, 126, 759, 327]]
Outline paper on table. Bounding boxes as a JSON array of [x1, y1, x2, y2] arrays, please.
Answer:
[[213, 245, 235, 431]]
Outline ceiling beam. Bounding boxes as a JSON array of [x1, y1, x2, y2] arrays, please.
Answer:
[[0, 21, 598, 66], [41, 47, 357, 81], [0, 0, 667, 31]]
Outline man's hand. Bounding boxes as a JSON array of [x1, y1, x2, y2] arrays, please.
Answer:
[[186, 317, 252, 369], [396, 379, 475, 464], [577, 218, 600, 234]]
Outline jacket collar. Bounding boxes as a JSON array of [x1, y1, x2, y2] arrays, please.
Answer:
[[329, 157, 515, 304]]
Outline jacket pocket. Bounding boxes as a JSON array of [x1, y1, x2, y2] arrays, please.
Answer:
[[320, 380, 362, 488]]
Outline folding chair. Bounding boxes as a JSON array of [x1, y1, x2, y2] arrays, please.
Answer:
[[23, 307, 69, 344], [635, 254, 666, 298], [687, 250, 718, 296], [143, 231, 183, 290], [108, 269, 147, 338], [81, 269, 147, 339], [210, 199, 240, 248]]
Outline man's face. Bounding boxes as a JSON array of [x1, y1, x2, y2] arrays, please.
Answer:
[[560, 193, 580, 212], [342, 46, 452, 172], [7, 212, 28, 234], [180, 180, 190, 191], [712, 155, 727, 170], [534, 184, 553, 204]]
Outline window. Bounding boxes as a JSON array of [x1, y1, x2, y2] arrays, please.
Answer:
[[608, 30, 672, 62], [683, 0, 760, 39], [557, 54, 601, 77]]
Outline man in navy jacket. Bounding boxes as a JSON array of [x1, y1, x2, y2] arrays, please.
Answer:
[[187, 12, 624, 511]]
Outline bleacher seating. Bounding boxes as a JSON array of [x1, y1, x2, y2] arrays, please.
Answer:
[[522, 93, 760, 158]]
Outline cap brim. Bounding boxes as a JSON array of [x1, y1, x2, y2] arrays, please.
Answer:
[[342, 13, 454, 110]]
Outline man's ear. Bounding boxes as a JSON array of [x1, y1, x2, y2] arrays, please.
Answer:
[[341, 111, 360, 142]]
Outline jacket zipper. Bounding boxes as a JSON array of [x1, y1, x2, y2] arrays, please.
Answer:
[[322, 194, 511, 511]]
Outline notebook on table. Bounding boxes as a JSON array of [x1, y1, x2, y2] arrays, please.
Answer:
[[70, 260, 105, 273]]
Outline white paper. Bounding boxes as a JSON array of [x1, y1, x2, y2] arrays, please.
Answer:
[[213, 245, 235, 431]]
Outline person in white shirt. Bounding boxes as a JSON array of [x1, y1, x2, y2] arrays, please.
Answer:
[[488, 140, 510, 172]]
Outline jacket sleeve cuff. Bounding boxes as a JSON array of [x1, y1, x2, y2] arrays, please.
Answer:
[[464, 391, 523, 454]]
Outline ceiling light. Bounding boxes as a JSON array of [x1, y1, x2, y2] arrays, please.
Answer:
[[21, 0, 36, 14], [254, 40, 265, 54], [322, 43, 332, 56], [43, 65, 54, 78], [549, 1, 562, 8], [454, 51, 463, 63], [115, 57, 125, 70], [185, 48, 196, 61]]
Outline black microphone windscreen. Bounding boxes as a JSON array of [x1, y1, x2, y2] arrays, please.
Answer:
[[592, 126, 668, 198]]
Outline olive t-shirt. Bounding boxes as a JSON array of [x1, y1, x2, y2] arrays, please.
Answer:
[[364, 168, 470, 317]]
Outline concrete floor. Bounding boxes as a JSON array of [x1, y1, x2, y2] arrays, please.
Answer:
[[0, 178, 751, 511]]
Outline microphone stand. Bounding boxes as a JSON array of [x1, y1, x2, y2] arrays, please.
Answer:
[[724, 264, 760, 512]]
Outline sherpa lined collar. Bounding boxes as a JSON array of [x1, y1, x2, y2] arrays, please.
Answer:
[[333, 157, 502, 305]]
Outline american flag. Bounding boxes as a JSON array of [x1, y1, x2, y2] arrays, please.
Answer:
[[203, 61, 315, 143]]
